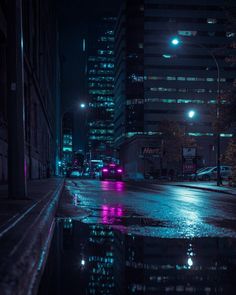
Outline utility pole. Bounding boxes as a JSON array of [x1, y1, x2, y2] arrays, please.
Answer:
[[7, 0, 27, 198]]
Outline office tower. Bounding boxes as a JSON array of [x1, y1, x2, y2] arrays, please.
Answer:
[[87, 17, 116, 162], [114, 0, 236, 176]]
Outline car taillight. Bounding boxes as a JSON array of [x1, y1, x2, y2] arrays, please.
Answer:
[[102, 168, 108, 172], [117, 169, 123, 173]]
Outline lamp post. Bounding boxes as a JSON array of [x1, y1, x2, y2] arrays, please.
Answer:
[[171, 37, 222, 186]]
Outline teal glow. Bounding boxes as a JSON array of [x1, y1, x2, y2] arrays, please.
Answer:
[[163, 54, 172, 58], [63, 147, 72, 152], [188, 110, 195, 118], [171, 38, 180, 45], [188, 133, 233, 137], [220, 133, 233, 137]]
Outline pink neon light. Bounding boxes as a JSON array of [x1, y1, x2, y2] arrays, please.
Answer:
[[102, 168, 108, 172], [109, 164, 116, 167], [117, 207, 123, 217], [101, 204, 123, 225], [117, 169, 123, 173]]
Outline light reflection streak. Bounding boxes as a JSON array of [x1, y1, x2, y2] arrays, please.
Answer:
[[101, 181, 125, 192], [102, 204, 123, 225]]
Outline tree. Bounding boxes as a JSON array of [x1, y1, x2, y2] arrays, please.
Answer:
[[157, 120, 196, 173], [224, 139, 236, 186]]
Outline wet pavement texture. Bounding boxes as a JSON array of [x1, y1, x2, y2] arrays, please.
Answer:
[[38, 219, 236, 295], [64, 179, 236, 238], [38, 179, 236, 294]]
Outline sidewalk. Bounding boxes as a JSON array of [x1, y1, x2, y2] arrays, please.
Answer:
[[169, 181, 236, 195], [0, 177, 64, 295]]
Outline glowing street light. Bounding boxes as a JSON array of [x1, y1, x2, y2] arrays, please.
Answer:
[[170, 36, 222, 185], [188, 110, 196, 119], [80, 103, 86, 108], [171, 38, 180, 46]]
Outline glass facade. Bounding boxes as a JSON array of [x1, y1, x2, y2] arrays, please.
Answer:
[[87, 17, 116, 161], [114, 0, 236, 166]]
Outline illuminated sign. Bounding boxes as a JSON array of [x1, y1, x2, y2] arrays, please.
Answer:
[[141, 147, 160, 155]]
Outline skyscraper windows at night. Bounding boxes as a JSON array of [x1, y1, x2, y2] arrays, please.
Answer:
[[114, 0, 236, 177], [87, 17, 116, 162]]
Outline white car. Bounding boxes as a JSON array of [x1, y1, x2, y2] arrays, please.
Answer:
[[196, 166, 232, 181], [189, 167, 212, 180]]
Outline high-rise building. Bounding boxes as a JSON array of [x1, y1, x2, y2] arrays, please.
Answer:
[[87, 17, 116, 162], [114, 0, 236, 177]]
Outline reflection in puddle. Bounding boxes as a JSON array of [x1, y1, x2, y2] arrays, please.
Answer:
[[101, 181, 125, 192], [102, 204, 123, 224], [38, 219, 236, 295]]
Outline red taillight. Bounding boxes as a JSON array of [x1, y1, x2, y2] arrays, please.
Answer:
[[102, 168, 108, 172], [117, 169, 123, 173]]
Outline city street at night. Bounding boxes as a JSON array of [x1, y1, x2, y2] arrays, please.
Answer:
[[38, 179, 236, 294], [1, 0, 236, 294], [62, 179, 236, 238]]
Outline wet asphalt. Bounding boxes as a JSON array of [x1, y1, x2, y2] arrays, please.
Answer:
[[65, 179, 236, 238]]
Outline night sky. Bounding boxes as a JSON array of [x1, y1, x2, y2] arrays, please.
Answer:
[[58, 0, 122, 110]]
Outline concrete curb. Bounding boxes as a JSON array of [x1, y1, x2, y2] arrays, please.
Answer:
[[171, 183, 236, 196], [0, 179, 64, 295]]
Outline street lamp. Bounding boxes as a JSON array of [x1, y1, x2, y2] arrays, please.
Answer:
[[171, 37, 222, 186], [171, 37, 180, 46], [188, 110, 196, 119], [80, 103, 86, 109]]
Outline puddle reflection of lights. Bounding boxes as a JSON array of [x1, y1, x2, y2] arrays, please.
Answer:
[[101, 181, 125, 192], [102, 204, 123, 224], [187, 257, 193, 267], [63, 218, 73, 229], [180, 209, 200, 238], [73, 194, 78, 206], [81, 259, 86, 266], [187, 243, 195, 269], [178, 188, 200, 205]]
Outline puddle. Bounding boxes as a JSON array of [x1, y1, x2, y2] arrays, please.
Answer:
[[38, 219, 236, 295]]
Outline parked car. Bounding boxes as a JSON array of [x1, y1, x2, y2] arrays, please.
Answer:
[[189, 167, 213, 180], [196, 166, 232, 181], [100, 163, 123, 181]]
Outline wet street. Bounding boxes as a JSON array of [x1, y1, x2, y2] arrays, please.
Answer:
[[38, 180, 236, 294], [64, 179, 236, 238]]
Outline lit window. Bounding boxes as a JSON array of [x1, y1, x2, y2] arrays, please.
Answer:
[[178, 30, 197, 37], [162, 54, 172, 59], [206, 78, 214, 82], [207, 18, 217, 24]]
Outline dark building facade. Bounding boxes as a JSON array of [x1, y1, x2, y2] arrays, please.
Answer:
[[0, 0, 60, 183], [114, 0, 236, 176], [87, 17, 116, 162]]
